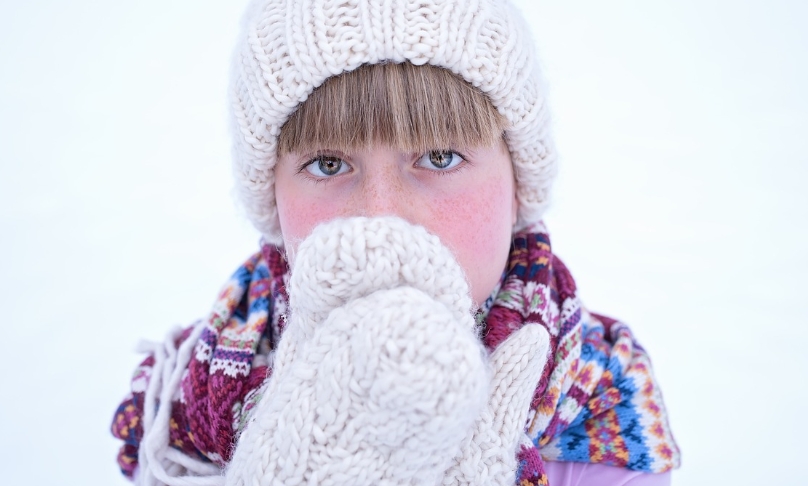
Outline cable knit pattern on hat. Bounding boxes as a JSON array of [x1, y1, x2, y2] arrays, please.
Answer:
[[230, 0, 556, 245]]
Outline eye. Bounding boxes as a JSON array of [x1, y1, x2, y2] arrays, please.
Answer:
[[304, 155, 350, 177], [417, 150, 464, 171]]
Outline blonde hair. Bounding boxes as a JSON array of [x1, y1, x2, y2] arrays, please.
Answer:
[[278, 62, 508, 155]]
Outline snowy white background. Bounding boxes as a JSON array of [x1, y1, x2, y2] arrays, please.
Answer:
[[1, 0, 806, 484]]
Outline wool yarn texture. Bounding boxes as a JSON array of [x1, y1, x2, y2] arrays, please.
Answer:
[[112, 220, 681, 485], [230, 0, 556, 246], [226, 217, 517, 485]]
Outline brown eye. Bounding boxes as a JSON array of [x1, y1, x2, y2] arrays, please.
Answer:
[[305, 155, 349, 177]]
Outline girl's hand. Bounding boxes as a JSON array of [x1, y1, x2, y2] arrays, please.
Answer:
[[225, 217, 488, 486], [441, 323, 550, 486]]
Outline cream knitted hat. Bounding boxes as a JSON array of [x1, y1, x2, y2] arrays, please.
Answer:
[[230, 0, 556, 246]]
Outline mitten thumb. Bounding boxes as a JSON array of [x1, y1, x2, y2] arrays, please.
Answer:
[[442, 323, 550, 485]]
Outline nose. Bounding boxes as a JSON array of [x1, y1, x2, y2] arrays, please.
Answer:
[[361, 176, 407, 218], [353, 163, 414, 221]]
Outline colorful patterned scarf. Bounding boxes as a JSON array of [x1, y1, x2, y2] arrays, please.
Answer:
[[111, 227, 680, 484]]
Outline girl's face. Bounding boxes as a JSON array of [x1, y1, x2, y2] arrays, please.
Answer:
[[275, 141, 517, 306]]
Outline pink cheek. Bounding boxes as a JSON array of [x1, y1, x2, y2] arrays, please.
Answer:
[[277, 195, 344, 256], [424, 179, 514, 302], [435, 182, 511, 253]]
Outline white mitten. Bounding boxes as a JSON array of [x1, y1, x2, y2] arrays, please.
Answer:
[[441, 323, 551, 486], [225, 217, 489, 486]]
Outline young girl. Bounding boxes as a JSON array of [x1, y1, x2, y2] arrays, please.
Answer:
[[111, 0, 680, 484]]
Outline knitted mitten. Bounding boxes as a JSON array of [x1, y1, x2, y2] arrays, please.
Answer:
[[225, 217, 489, 486], [441, 323, 550, 485]]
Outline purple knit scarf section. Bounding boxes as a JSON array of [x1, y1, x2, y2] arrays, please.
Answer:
[[111, 227, 680, 483]]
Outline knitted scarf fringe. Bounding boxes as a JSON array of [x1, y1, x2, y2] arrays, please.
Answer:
[[111, 227, 680, 485]]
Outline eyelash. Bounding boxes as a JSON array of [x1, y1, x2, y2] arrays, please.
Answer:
[[418, 150, 468, 173], [295, 151, 348, 178], [295, 149, 470, 180]]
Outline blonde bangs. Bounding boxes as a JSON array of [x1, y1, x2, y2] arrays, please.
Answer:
[[277, 62, 508, 155]]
